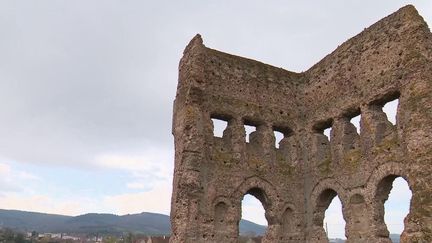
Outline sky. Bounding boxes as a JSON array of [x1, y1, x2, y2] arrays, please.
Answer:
[[0, 0, 430, 238]]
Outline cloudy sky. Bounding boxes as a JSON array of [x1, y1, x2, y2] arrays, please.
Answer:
[[0, 0, 430, 238]]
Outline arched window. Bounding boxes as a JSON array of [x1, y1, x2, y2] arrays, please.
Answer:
[[313, 189, 346, 242], [213, 201, 230, 242], [375, 176, 412, 242], [324, 195, 346, 240], [240, 188, 268, 242]]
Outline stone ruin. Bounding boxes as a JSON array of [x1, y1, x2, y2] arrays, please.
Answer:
[[170, 5, 432, 243]]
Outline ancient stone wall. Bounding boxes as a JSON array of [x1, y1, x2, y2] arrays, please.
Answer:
[[170, 5, 432, 243]]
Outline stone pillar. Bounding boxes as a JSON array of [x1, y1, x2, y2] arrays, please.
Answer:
[[223, 117, 246, 162], [279, 134, 298, 165], [360, 104, 395, 153], [311, 131, 332, 175], [398, 74, 432, 242], [249, 123, 275, 158], [171, 102, 208, 243], [331, 117, 359, 164], [344, 194, 371, 243]]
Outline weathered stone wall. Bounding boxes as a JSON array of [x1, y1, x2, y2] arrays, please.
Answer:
[[171, 5, 432, 243]]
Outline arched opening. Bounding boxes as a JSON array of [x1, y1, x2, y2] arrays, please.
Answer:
[[323, 127, 332, 141], [211, 118, 228, 138], [324, 195, 346, 241], [313, 189, 346, 242], [282, 207, 293, 232], [244, 125, 257, 143], [273, 130, 284, 148], [382, 98, 399, 125], [280, 206, 301, 242], [350, 113, 361, 135], [375, 175, 412, 242], [215, 202, 229, 231], [239, 188, 268, 242]]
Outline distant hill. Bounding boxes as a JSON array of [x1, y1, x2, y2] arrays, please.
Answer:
[[390, 234, 401, 243], [328, 234, 401, 243], [0, 209, 266, 236]]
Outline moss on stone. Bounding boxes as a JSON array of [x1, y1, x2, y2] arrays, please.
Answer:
[[374, 135, 399, 155], [274, 152, 294, 177], [317, 158, 332, 175], [247, 156, 267, 172], [280, 166, 293, 176], [184, 105, 199, 124], [343, 148, 362, 170], [405, 92, 430, 113], [276, 152, 287, 164], [172, 6, 432, 242], [212, 150, 234, 168]]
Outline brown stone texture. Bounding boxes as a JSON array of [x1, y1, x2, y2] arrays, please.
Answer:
[[170, 5, 432, 243]]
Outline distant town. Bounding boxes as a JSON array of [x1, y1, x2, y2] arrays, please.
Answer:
[[0, 228, 268, 243], [0, 209, 266, 243], [0, 227, 170, 243], [0, 209, 402, 243]]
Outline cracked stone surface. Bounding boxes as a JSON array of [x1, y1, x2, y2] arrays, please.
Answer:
[[170, 5, 432, 243]]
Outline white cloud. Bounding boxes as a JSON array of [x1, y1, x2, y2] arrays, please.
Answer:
[[0, 153, 174, 217], [0, 194, 102, 216], [0, 162, 40, 193], [126, 181, 148, 190], [96, 154, 158, 172], [94, 147, 174, 194], [0, 181, 173, 217], [18, 171, 40, 181], [103, 182, 172, 215], [388, 177, 412, 199], [95, 147, 173, 177], [0, 0, 427, 231], [0, 163, 11, 174]]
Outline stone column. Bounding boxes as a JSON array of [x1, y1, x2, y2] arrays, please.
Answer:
[[359, 104, 394, 153], [331, 117, 359, 164]]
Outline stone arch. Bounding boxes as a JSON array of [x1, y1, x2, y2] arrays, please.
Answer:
[[281, 206, 294, 232], [215, 201, 229, 226], [310, 178, 348, 215], [171, 6, 432, 243], [212, 197, 235, 242], [365, 162, 412, 242], [279, 203, 302, 242], [232, 176, 280, 222], [365, 162, 410, 199], [309, 179, 347, 242], [212, 196, 232, 220], [231, 176, 281, 242]]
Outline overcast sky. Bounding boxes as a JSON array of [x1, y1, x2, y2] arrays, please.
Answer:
[[0, 0, 430, 238]]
